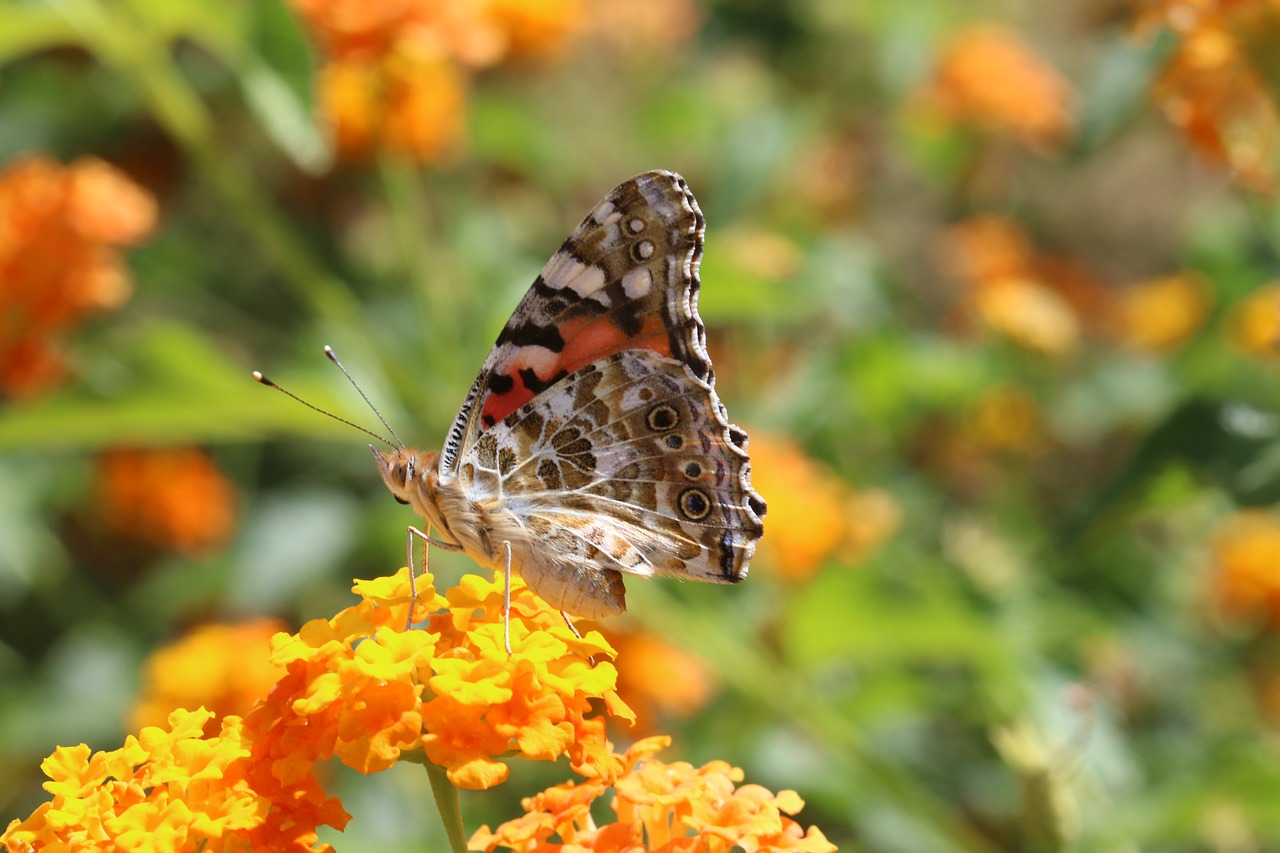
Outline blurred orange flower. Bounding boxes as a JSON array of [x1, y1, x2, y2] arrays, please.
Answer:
[[130, 619, 290, 737], [320, 48, 467, 162], [97, 447, 238, 557], [0, 155, 156, 398], [1136, 0, 1280, 192], [1111, 271, 1212, 353], [938, 216, 1110, 356], [748, 431, 900, 581], [602, 628, 716, 733], [1211, 510, 1280, 630], [917, 25, 1074, 150], [470, 735, 836, 853], [1225, 281, 1280, 357], [291, 0, 584, 162]]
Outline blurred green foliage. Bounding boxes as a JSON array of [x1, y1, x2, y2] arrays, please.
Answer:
[[4, 0, 1280, 850]]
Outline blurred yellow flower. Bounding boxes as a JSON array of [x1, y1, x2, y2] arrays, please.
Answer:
[[1136, 0, 1280, 192], [470, 735, 837, 853], [938, 216, 1110, 356], [1111, 272, 1211, 353], [0, 155, 156, 398], [96, 447, 238, 557], [748, 432, 900, 580], [584, 0, 703, 56], [131, 619, 290, 737], [1211, 510, 1280, 629], [917, 25, 1074, 150], [1225, 281, 1280, 357]]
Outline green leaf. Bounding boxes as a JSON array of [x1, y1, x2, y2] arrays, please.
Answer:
[[239, 0, 330, 173], [0, 2, 79, 64]]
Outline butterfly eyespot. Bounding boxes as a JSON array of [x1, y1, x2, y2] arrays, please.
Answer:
[[665, 434, 685, 449], [631, 239, 656, 262], [679, 487, 712, 521], [628, 217, 646, 233], [683, 461, 703, 479], [646, 404, 680, 432]]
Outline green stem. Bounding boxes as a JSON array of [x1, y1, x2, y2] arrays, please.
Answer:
[[425, 760, 469, 853]]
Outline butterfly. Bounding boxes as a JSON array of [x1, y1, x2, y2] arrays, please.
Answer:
[[372, 170, 766, 639]]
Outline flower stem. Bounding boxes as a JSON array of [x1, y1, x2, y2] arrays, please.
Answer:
[[425, 760, 469, 853]]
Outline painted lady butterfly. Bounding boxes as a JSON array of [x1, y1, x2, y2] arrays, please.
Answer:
[[373, 171, 766, 625]]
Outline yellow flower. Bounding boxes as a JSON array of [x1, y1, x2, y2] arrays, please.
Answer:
[[1225, 281, 1280, 358], [470, 736, 837, 853], [4, 569, 635, 849], [0, 155, 156, 398], [1111, 272, 1211, 353], [916, 25, 1074, 150], [1, 709, 289, 852], [131, 619, 289, 737]]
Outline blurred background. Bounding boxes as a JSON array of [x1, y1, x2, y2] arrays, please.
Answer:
[[3, 0, 1280, 850]]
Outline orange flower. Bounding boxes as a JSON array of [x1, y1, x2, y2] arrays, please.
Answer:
[[470, 736, 837, 853], [96, 447, 238, 557], [130, 619, 291, 737], [1136, 0, 1280, 192], [250, 567, 632, 790], [291, 0, 583, 162], [1111, 272, 1212, 353], [1225, 281, 1280, 357], [917, 25, 1074, 150], [603, 629, 716, 733], [1211, 510, 1280, 629], [0, 156, 156, 398], [748, 432, 900, 581], [938, 216, 1110, 356]]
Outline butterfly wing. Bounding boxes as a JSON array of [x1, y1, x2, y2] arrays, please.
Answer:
[[441, 170, 720, 477]]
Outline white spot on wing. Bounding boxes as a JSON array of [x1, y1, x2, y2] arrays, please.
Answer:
[[542, 251, 607, 296], [621, 266, 653, 299], [592, 200, 617, 224]]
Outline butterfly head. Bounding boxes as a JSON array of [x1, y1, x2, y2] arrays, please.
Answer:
[[371, 445, 442, 512]]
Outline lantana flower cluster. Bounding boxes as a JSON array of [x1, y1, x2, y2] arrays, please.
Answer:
[[4, 569, 835, 851]]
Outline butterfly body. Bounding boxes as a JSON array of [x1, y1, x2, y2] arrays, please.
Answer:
[[378, 171, 765, 619]]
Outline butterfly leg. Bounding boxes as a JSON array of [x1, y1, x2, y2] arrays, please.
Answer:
[[405, 526, 463, 630], [502, 540, 513, 655], [559, 612, 597, 667]]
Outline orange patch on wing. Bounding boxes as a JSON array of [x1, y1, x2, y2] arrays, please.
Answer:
[[479, 313, 673, 427]]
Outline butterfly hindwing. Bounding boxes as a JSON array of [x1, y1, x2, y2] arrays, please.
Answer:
[[463, 350, 764, 585]]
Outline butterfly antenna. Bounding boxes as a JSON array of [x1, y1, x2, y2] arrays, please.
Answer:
[[252, 370, 398, 449], [323, 346, 406, 448]]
